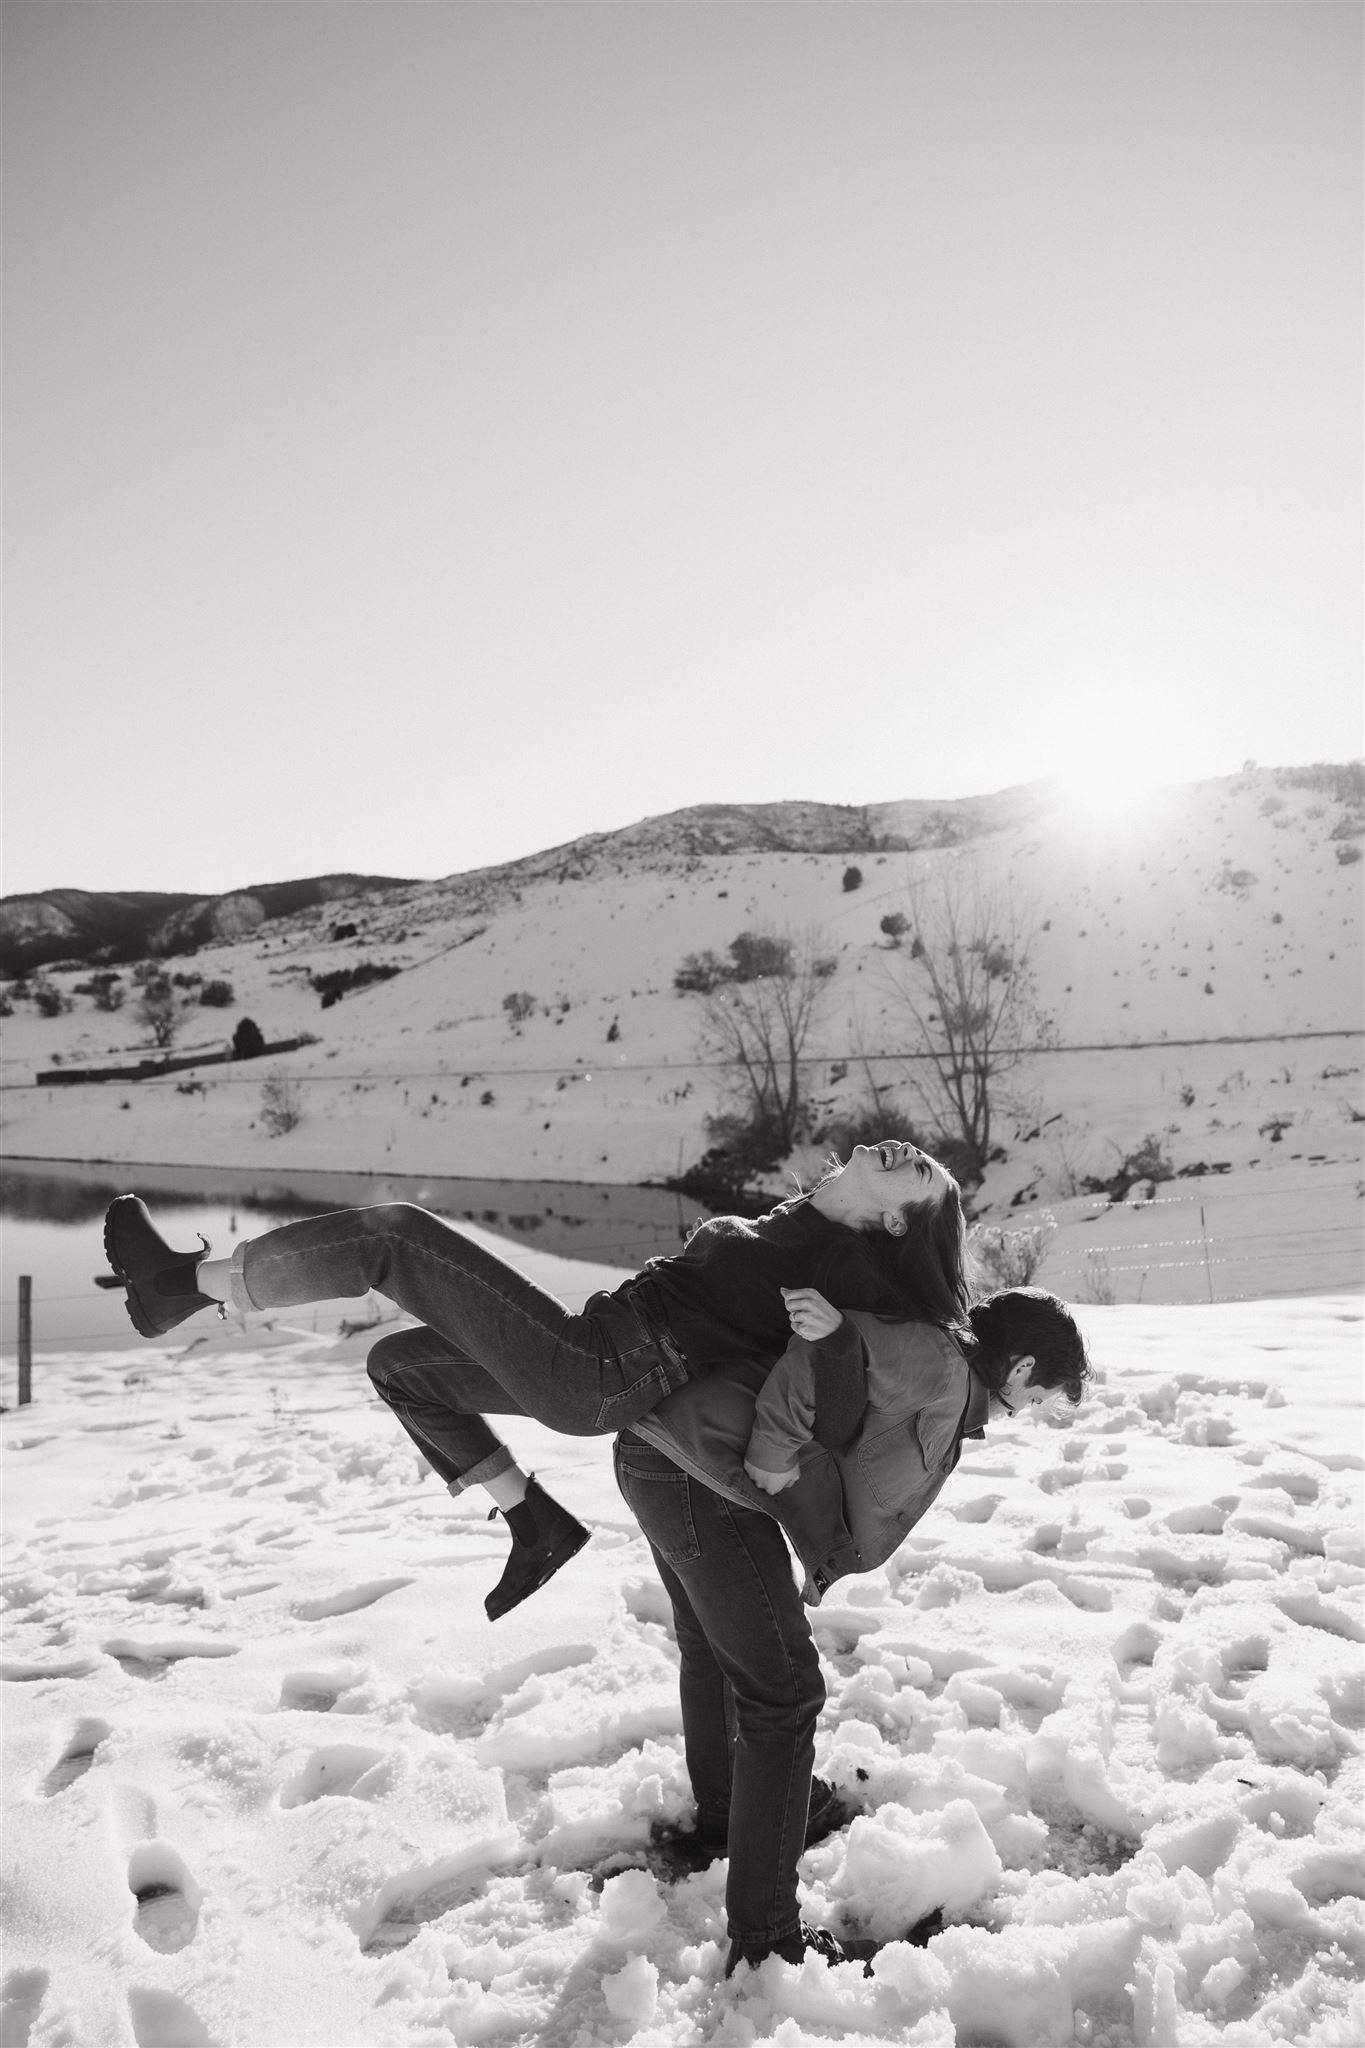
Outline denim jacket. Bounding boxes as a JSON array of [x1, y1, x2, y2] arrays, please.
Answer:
[[629, 1314, 989, 1605]]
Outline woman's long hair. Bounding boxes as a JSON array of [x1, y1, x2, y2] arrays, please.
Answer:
[[800, 1154, 972, 1329]]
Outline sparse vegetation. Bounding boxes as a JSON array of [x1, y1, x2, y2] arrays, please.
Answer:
[[881, 873, 1054, 1182], [31, 978, 70, 1018], [502, 990, 537, 1026], [1335, 842, 1362, 866], [689, 928, 833, 1170], [1276, 761, 1364, 805], [259, 1069, 303, 1136], [136, 976, 181, 1049], [311, 962, 402, 1008], [969, 1212, 1057, 1290]]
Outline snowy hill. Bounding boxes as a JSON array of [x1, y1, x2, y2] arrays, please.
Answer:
[[2, 765, 1361, 1263]]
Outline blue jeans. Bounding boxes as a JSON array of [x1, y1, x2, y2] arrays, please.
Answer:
[[613, 1433, 824, 1950], [227, 1203, 690, 1490]]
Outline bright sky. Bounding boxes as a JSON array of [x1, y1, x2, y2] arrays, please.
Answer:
[[3, 2, 1361, 900]]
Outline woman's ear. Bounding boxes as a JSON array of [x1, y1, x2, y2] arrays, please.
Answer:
[[882, 1210, 908, 1238]]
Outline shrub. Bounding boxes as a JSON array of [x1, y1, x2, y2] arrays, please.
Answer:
[[233, 1017, 267, 1059], [199, 979, 235, 1008], [136, 976, 180, 1048], [879, 912, 909, 946], [502, 990, 537, 1025], [32, 980, 70, 1018], [259, 1070, 302, 1136], [969, 1213, 1057, 1289], [812, 1103, 924, 1156], [311, 961, 401, 1008], [674, 950, 730, 994], [79, 971, 125, 1011], [1277, 761, 1365, 805], [842, 866, 863, 892], [727, 931, 794, 981], [1335, 842, 1362, 866]]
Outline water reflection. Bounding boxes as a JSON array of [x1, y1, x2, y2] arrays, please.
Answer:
[[0, 1158, 714, 1358]]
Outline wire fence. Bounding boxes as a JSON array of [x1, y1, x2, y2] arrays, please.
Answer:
[[3, 1025, 1362, 1090], [4, 1197, 1360, 1359]]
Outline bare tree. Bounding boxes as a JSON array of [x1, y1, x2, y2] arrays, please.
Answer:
[[697, 928, 835, 1162], [136, 976, 181, 1051], [883, 868, 1054, 1180]]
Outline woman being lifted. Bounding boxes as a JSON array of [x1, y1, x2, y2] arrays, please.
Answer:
[[104, 1140, 965, 1621]]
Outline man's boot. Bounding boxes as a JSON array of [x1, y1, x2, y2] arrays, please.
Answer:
[[485, 1478, 589, 1620]]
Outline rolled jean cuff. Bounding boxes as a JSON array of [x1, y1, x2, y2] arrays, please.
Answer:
[[445, 1445, 516, 1497], [228, 1242, 257, 1315]]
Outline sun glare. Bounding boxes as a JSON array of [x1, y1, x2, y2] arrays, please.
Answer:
[[1051, 759, 1166, 825]]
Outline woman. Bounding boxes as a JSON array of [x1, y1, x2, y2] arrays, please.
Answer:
[[618, 1284, 1091, 1975], [104, 1140, 967, 1619]]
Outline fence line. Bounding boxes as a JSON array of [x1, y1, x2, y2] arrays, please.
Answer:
[[4, 1025, 1362, 1091]]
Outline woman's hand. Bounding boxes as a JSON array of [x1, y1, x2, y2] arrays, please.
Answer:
[[745, 1458, 800, 1494], [780, 1287, 844, 1342]]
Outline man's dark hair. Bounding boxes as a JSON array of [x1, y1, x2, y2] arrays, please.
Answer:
[[966, 1286, 1092, 1404]]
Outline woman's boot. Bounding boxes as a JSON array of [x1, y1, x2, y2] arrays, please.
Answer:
[[485, 1478, 589, 1620], [104, 1195, 218, 1337]]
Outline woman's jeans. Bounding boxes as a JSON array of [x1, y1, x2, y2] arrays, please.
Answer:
[[613, 1434, 824, 1950], [228, 1204, 691, 1491]]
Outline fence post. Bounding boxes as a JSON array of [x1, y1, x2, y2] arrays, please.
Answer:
[[1200, 1206, 1214, 1303], [18, 1276, 32, 1406]]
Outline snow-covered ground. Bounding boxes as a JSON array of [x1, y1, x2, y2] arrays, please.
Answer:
[[3, 1236, 1361, 2048]]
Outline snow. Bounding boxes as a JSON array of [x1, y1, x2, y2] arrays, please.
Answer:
[[3, 1247, 1362, 2047], [3, 771, 1362, 1225]]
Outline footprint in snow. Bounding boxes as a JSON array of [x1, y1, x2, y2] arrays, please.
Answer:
[[41, 1717, 112, 1796], [127, 1987, 220, 2048], [278, 1744, 389, 1808], [0, 1967, 49, 2048], [103, 1637, 240, 1680], [277, 1665, 366, 1712], [128, 1843, 202, 1955], [293, 1576, 414, 1620]]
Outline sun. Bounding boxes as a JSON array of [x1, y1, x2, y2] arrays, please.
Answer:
[[1048, 751, 1169, 825]]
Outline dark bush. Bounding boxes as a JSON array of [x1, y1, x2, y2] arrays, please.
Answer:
[[311, 961, 401, 1008], [842, 866, 863, 892], [233, 1017, 267, 1059], [32, 980, 69, 1017], [879, 912, 909, 945], [727, 931, 793, 981], [199, 979, 235, 1007]]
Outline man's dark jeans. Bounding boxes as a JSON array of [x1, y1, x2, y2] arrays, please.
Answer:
[[613, 1433, 824, 1951], [228, 1203, 690, 1491]]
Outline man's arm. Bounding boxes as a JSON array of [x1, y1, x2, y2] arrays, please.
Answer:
[[810, 1318, 868, 1449]]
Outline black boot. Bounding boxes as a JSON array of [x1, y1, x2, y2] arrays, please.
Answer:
[[104, 1195, 218, 1338], [485, 1478, 589, 1621]]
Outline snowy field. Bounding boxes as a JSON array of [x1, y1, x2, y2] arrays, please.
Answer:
[[2, 1239, 1363, 2048]]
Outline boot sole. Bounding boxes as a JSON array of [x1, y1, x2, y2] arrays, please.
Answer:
[[104, 1201, 163, 1338], [103, 1197, 202, 1340]]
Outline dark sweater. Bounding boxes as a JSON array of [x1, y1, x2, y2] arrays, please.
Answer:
[[631, 1201, 849, 1372]]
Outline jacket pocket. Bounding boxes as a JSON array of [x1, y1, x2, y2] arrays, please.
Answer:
[[856, 1421, 929, 1513]]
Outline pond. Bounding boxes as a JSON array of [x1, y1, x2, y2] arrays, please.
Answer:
[[0, 1158, 713, 1358]]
